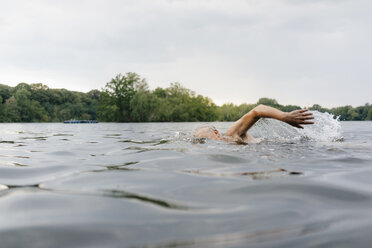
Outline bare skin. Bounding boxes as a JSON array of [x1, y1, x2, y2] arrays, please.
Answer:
[[194, 104, 314, 144]]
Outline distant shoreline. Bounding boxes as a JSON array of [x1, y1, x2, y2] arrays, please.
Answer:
[[1, 73, 371, 122]]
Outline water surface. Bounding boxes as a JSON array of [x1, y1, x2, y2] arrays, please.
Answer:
[[0, 113, 371, 248]]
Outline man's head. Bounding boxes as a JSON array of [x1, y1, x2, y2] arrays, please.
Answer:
[[193, 125, 223, 140]]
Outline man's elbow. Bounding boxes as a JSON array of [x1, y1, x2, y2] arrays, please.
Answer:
[[251, 104, 265, 119]]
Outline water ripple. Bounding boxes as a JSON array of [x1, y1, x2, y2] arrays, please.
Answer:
[[102, 189, 190, 210]]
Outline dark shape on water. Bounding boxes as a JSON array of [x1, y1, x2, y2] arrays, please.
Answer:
[[21, 136, 48, 141], [7, 184, 40, 189], [103, 189, 190, 210], [0, 141, 15, 144], [288, 171, 303, 175], [90, 162, 140, 172], [183, 168, 303, 180], [119, 139, 169, 145], [12, 162, 28, 167], [63, 120, 98, 124]]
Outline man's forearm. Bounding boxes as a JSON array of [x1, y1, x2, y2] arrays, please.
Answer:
[[251, 104, 314, 129], [252, 104, 286, 121], [225, 104, 314, 139], [226, 104, 286, 137]]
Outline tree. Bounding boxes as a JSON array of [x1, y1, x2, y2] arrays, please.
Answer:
[[0, 96, 4, 121], [98, 73, 146, 122], [130, 89, 153, 122], [257, 98, 279, 107], [367, 107, 372, 120], [218, 103, 240, 121], [13, 88, 48, 122], [4, 96, 21, 122], [0, 83, 98, 122], [0, 84, 12, 103]]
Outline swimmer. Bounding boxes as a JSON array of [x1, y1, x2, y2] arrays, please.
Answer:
[[194, 104, 314, 144]]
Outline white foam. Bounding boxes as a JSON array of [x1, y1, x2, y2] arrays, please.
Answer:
[[249, 111, 342, 142]]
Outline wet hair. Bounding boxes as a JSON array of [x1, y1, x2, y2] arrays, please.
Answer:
[[194, 125, 218, 134]]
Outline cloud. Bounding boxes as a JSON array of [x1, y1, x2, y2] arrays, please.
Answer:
[[0, 0, 371, 106]]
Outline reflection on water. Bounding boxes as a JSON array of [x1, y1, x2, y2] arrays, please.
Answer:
[[0, 118, 372, 247], [182, 168, 303, 180], [103, 189, 190, 210]]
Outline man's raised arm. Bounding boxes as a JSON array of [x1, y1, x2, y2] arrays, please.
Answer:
[[225, 104, 314, 139]]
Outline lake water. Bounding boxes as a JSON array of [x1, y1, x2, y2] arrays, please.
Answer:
[[0, 112, 372, 248]]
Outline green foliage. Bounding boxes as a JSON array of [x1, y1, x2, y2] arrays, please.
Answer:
[[257, 98, 279, 107], [130, 89, 154, 122], [0, 73, 371, 122], [309, 104, 372, 121], [0, 84, 12, 103], [309, 104, 328, 112], [218, 103, 241, 121], [0, 83, 99, 122], [98, 72, 145, 122], [367, 108, 372, 120], [96, 75, 219, 122]]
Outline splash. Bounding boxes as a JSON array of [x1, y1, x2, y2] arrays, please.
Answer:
[[250, 111, 342, 142]]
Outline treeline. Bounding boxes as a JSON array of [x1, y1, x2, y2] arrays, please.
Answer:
[[0, 72, 371, 122], [0, 83, 99, 122], [97, 73, 218, 122], [309, 104, 372, 121]]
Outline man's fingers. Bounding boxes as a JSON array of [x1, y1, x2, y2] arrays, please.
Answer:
[[289, 109, 314, 128], [295, 116, 314, 120], [298, 109, 309, 113], [302, 116, 314, 120]]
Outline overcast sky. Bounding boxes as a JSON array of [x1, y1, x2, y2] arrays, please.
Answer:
[[1, 0, 371, 107]]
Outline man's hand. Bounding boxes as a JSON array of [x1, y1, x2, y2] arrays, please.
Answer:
[[282, 109, 314, 129]]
